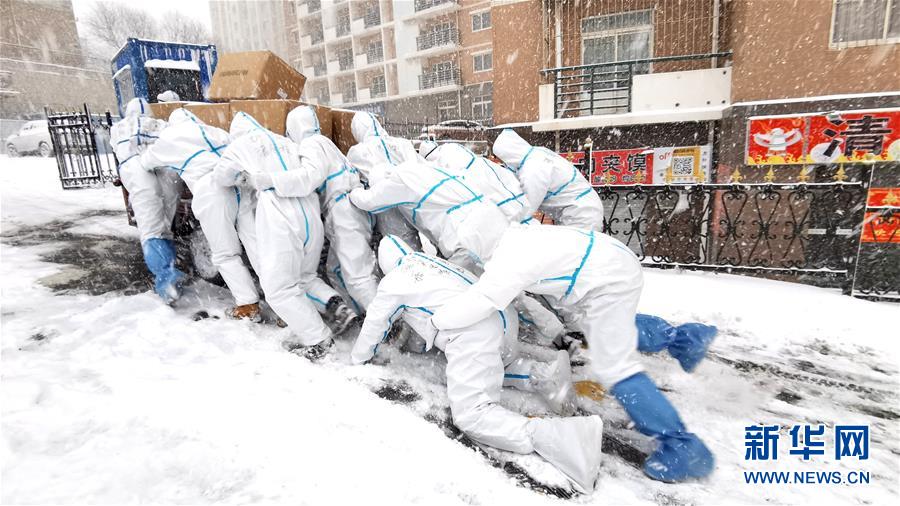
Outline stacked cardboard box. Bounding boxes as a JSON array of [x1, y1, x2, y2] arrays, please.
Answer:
[[148, 51, 367, 152]]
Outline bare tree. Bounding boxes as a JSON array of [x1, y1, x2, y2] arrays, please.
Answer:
[[159, 11, 211, 44], [82, 1, 158, 55]]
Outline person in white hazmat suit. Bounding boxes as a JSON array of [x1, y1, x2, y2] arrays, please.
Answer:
[[346, 112, 422, 250], [213, 112, 357, 359], [493, 129, 605, 230], [139, 108, 262, 317], [110, 98, 185, 303], [430, 208, 716, 483], [351, 235, 605, 494], [348, 156, 502, 273], [283, 105, 378, 313]]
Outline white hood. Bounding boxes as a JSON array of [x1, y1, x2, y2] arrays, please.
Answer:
[[455, 204, 509, 265], [168, 108, 197, 125], [286, 105, 320, 143], [377, 235, 412, 275], [157, 90, 181, 102], [493, 129, 533, 170], [418, 140, 439, 160], [229, 111, 259, 140], [351, 112, 387, 143], [431, 142, 473, 169], [125, 98, 151, 118]]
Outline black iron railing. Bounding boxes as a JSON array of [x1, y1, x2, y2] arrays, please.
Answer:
[[45, 104, 118, 189], [541, 52, 732, 118], [364, 8, 381, 27], [419, 67, 460, 89], [416, 28, 459, 51], [414, 0, 457, 12]]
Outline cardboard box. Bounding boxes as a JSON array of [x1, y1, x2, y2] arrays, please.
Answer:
[[209, 51, 306, 102], [148, 101, 187, 120], [229, 100, 332, 138], [330, 108, 359, 155], [184, 103, 232, 130]]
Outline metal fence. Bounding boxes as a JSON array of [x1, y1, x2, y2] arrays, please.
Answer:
[[45, 104, 118, 189], [569, 153, 898, 301]]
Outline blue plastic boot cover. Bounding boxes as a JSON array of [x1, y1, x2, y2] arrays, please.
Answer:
[[611, 373, 714, 482], [635, 313, 676, 353], [142, 238, 184, 301], [669, 323, 718, 373]]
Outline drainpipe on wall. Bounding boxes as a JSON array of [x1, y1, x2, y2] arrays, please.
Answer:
[[554, 1, 562, 69], [711, 0, 720, 68]]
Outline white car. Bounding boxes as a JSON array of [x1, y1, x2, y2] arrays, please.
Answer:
[[6, 120, 53, 157]]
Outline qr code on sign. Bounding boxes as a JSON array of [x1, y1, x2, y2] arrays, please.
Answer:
[[672, 156, 694, 176]]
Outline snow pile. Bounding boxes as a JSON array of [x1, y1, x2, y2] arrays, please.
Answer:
[[2, 156, 898, 505]]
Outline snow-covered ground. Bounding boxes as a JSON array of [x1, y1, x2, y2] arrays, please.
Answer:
[[2, 156, 898, 505]]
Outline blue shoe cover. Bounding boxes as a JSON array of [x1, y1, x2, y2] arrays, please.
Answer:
[[612, 373, 714, 482], [142, 238, 185, 303], [669, 323, 717, 373], [636, 314, 676, 353]]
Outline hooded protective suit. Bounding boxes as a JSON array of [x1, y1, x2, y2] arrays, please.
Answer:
[[214, 112, 338, 346], [284, 106, 378, 312], [430, 212, 715, 483], [493, 129, 604, 231], [111, 98, 184, 302], [352, 236, 605, 494], [346, 112, 421, 250], [140, 109, 259, 306], [426, 142, 529, 223], [348, 159, 507, 271]]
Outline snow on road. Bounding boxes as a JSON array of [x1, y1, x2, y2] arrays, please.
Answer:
[[2, 156, 898, 505]]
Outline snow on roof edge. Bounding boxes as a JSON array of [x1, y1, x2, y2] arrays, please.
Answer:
[[144, 59, 200, 71]]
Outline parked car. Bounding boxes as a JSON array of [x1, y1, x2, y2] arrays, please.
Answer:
[[417, 119, 489, 155], [5, 120, 53, 157]]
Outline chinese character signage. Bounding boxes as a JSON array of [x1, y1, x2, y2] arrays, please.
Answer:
[[747, 108, 900, 165], [560, 145, 711, 186], [744, 424, 870, 461]]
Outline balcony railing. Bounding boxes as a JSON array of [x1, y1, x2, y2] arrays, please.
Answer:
[[342, 84, 357, 103], [541, 52, 731, 118], [367, 44, 384, 64], [416, 28, 459, 51], [371, 76, 386, 98], [414, 0, 456, 12], [313, 64, 326, 77], [336, 16, 351, 37], [307, 0, 321, 14], [419, 67, 460, 89], [364, 9, 381, 28], [337, 50, 354, 71], [310, 31, 324, 45]]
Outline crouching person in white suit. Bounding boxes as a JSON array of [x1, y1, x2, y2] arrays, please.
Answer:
[[431, 207, 716, 483], [139, 109, 260, 316], [111, 98, 185, 303], [214, 112, 357, 359], [284, 105, 378, 313], [351, 235, 605, 494]]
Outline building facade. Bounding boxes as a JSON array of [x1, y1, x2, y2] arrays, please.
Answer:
[[209, 0, 291, 62], [0, 0, 116, 121]]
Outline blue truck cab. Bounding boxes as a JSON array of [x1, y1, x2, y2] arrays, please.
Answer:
[[111, 38, 217, 116]]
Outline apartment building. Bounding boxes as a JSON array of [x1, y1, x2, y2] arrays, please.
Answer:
[[286, 0, 495, 125], [209, 0, 291, 62]]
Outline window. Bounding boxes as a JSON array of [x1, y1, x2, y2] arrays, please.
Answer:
[[473, 51, 492, 72], [438, 99, 457, 122], [831, 0, 899, 47], [471, 94, 492, 119], [581, 9, 652, 73], [472, 10, 491, 31]]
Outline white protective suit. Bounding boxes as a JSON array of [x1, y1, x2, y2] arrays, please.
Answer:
[[214, 112, 338, 345], [346, 112, 422, 250], [352, 236, 604, 494], [284, 106, 378, 312], [425, 142, 529, 223], [493, 129, 604, 231], [111, 98, 182, 244], [139, 109, 260, 306], [349, 159, 507, 271], [431, 208, 644, 388]]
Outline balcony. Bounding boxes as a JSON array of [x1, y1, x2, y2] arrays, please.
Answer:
[[371, 76, 387, 98], [342, 84, 357, 103], [367, 44, 384, 64], [537, 52, 733, 130], [414, 0, 457, 12], [299, 0, 321, 17], [336, 16, 351, 37], [419, 66, 460, 90], [416, 28, 459, 51], [364, 9, 381, 28]]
